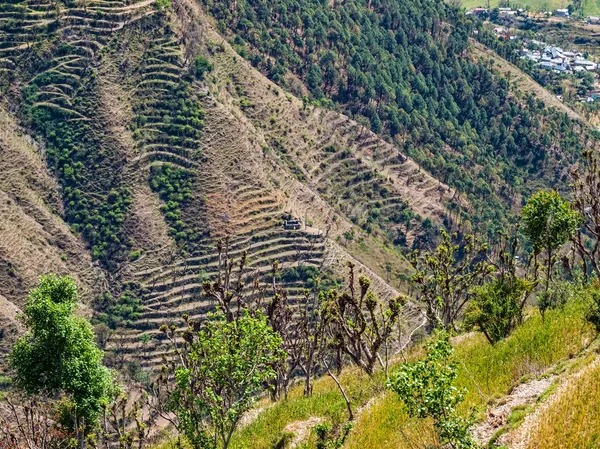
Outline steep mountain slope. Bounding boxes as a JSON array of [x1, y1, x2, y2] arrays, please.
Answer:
[[218, 296, 597, 449], [0, 0, 595, 376], [0, 0, 447, 371], [201, 0, 595, 236], [0, 105, 104, 360]]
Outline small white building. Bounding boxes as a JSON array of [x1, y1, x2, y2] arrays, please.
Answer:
[[556, 8, 570, 16]]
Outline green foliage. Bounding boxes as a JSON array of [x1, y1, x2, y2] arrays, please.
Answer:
[[150, 164, 195, 243], [585, 283, 600, 332], [155, 0, 170, 10], [10, 275, 113, 428], [537, 279, 579, 316], [387, 332, 478, 449], [93, 286, 143, 329], [160, 311, 287, 449], [134, 38, 205, 252], [521, 190, 581, 257], [193, 56, 214, 80], [20, 44, 132, 266], [522, 190, 581, 295], [467, 276, 533, 344], [315, 422, 353, 449], [409, 230, 493, 329], [227, 288, 594, 449], [130, 249, 142, 260], [277, 265, 342, 291], [201, 0, 590, 239]]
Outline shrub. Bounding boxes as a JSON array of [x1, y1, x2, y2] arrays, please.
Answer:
[[467, 276, 532, 344], [149, 165, 194, 244], [585, 284, 600, 332], [387, 332, 477, 449], [315, 422, 353, 449], [193, 55, 213, 80], [538, 279, 578, 316]]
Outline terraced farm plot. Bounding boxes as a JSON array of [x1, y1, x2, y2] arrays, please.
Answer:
[[119, 227, 328, 369], [197, 22, 455, 248], [0, 0, 428, 377]]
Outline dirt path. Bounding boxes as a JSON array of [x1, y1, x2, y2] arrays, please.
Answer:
[[284, 417, 323, 448], [471, 375, 555, 446], [502, 355, 599, 449], [471, 41, 590, 126]]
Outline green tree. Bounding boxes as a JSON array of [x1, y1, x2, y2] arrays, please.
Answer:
[[193, 55, 214, 80], [387, 332, 478, 449], [155, 311, 286, 449], [10, 275, 113, 442], [521, 190, 581, 291], [155, 0, 170, 11]]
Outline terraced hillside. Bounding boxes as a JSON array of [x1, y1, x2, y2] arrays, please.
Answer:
[[0, 105, 104, 363], [0, 0, 441, 373]]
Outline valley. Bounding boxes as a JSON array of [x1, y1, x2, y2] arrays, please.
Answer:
[[1, 0, 600, 447]]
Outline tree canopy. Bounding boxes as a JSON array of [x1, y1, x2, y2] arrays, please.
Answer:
[[10, 275, 113, 427]]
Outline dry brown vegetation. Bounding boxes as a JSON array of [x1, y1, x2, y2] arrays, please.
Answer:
[[0, 106, 106, 365], [0, 0, 449, 375]]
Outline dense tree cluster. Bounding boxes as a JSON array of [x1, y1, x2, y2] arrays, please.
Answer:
[[149, 164, 196, 243]]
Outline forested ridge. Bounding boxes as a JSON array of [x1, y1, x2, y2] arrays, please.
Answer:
[[201, 0, 595, 238]]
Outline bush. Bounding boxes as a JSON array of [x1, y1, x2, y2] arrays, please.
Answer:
[[193, 55, 213, 80], [467, 276, 532, 344], [149, 165, 194, 244], [538, 280, 578, 316], [585, 284, 600, 332], [316, 422, 353, 449], [387, 332, 477, 449]]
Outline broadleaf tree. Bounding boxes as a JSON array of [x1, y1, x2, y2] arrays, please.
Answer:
[[521, 190, 581, 292], [10, 275, 113, 444], [154, 311, 286, 449], [387, 332, 478, 449]]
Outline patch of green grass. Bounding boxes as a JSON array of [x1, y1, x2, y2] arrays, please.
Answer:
[[229, 366, 385, 449], [536, 379, 558, 403], [507, 404, 529, 429], [456, 299, 595, 412]]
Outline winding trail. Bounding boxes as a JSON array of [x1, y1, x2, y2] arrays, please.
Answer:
[[471, 374, 556, 446]]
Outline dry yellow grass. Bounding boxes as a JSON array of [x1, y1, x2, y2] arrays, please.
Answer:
[[521, 357, 600, 449]]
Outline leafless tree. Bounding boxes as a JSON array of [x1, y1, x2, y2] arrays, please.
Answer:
[[571, 150, 600, 280], [0, 396, 73, 449], [202, 238, 253, 323], [409, 230, 493, 330], [98, 387, 152, 449], [323, 262, 406, 376]]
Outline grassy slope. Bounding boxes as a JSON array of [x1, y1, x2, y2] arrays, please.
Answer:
[[520, 351, 600, 448], [161, 297, 594, 449], [346, 299, 595, 448]]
